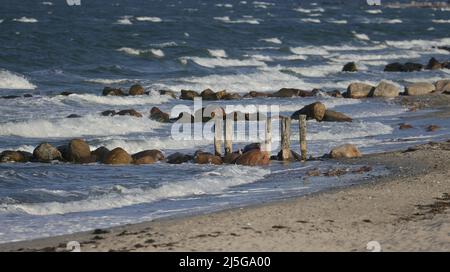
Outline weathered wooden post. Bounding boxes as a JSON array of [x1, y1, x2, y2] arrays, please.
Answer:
[[214, 117, 223, 156], [263, 118, 272, 153], [299, 114, 307, 161], [224, 118, 233, 155], [280, 116, 291, 160]]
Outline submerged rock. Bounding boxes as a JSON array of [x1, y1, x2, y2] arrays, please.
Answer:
[[399, 123, 413, 130], [194, 151, 223, 165], [222, 151, 242, 164], [33, 143, 63, 163], [180, 90, 200, 100], [425, 57, 443, 70], [426, 125, 440, 132], [66, 114, 82, 118], [159, 90, 177, 99], [102, 147, 132, 165], [129, 84, 145, 96], [342, 62, 357, 72], [243, 91, 269, 98], [329, 144, 361, 159], [235, 150, 270, 166], [166, 152, 193, 164], [270, 88, 312, 98], [323, 110, 352, 122], [102, 87, 125, 96], [150, 107, 170, 123], [384, 62, 422, 72], [291, 102, 326, 121], [275, 149, 302, 162], [0, 150, 32, 163], [405, 82, 435, 96], [132, 150, 164, 165], [116, 109, 143, 118]]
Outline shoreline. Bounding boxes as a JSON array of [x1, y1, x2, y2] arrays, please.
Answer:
[[1, 139, 449, 251]]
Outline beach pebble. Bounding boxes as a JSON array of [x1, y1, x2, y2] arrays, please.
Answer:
[[434, 79, 450, 93]]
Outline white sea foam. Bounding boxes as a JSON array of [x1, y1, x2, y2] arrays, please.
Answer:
[[352, 32, 370, 41], [432, 19, 450, 23], [180, 57, 266, 68], [116, 16, 133, 25], [215, 3, 233, 8], [55, 92, 171, 106], [41, 1, 53, 5], [117, 47, 141, 55], [85, 78, 130, 85], [135, 16, 162, 22], [385, 37, 450, 52], [207, 49, 227, 58], [284, 64, 345, 77], [306, 121, 393, 141], [260, 38, 282, 44], [329, 51, 421, 63], [328, 19, 347, 24], [301, 18, 321, 23], [366, 9, 382, 14], [0, 115, 163, 138], [0, 145, 35, 153], [213, 16, 260, 24], [5, 166, 270, 215], [0, 70, 36, 90], [150, 49, 165, 58], [290, 46, 329, 56], [117, 47, 164, 58], [0, 19, 3, 24], [13, 17, 38, 23]]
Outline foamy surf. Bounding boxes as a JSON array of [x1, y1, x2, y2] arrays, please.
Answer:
[[13, 17, 38, 23], [3, 166, 270, 215], [135, 16, 162, 22], [54, 92, 171, 106], [0, 70, 36, 90]]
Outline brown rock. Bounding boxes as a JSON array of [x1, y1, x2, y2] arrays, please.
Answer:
[[101, 110, 117, 116], [180, 90, 200, 100], [159, 90, 177, 99], [222, 152, 242, 164], [102, 147, 132, 165], [243, 91, 269, 98], [194, 152, 223, 165], [91, 147, 110, 162], [0, 150, 32, 163], [271, 88, 312, 98], [166, 152, 193, 164], [291, 102, 326, 121], [399, 123, 413, 130], [435, 79, 450, 93], [327, 90, 342, 98], [425, 57, 442, 70], [102, 87, 124, 96], [329, 144, 362, 159], [222, 93, 242, 100], [150, 107, 170, 123], [276, 149, 302, 162], [33, 143, 63, 162], [405, 82, 436, 96], [132, 150, 164, 165], [235, 150, 270, 166], [129, 84, 145, 96], [426, 125, 440, 132], [342, 62, 357, 72], [370, 81, 399, 98], [67, 139, 91, 163], [323, 110, 352, 122], [345, 82, 374, 98], [116, 109, 143, 118]]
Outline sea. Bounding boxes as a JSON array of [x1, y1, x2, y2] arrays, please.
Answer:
[[0, 0, 449, 243]]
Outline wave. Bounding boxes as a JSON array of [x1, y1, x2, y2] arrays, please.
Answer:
[[180, 56, 266, 68], [207, 49, 227, 58], [213, 16, 261, 24], [135, 16, 162, 22], [0, 115, 163, 138], [294, 7, 324, 13], [54, 92, 171, 106], [260, 37, 282, 44], [0, 70, 36, 90], [306, 121, 393, 141], [290, 46, 329, 56], [3, 166, 270, 215], [116, 16, 133, 25], [117, 47, 165, 58], [85, 78, 131, 85], [13, 17, 38, 23], [41, 2, 53, 5], [328, 19, 347, 24], [385, 37, 450, 50], [284, 64, 347, 77], [432, 19, 450, 23], [215, 3, 233, 8], [352, 32, 370, 41], [366, 9, 382, 14], [301, 18, 321, 23]]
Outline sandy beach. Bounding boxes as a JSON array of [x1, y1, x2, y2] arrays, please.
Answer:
[[1, 134, 449, 252]]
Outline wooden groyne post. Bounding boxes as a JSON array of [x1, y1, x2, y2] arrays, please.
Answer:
[[264, 118, 272, 153], [224, 118, 233, 155], [299, 115, 307, 161], [280, 116, 291, 160], [214, 117, 223, 156]]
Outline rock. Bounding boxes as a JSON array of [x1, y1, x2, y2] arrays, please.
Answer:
[[329, 144, 361, 159], [170, 112, 195, 123], [101, 110, 117, 116], [150, 107, 170, 123], [437, 46, 450, 52], [129, 84, 145, 96], [166, 152, 193, 164], [276, 149, 302, 162], [403, 62, 423, 72], [345, 82, 374, 98], [405, 82, 436, 96], [0, 150, 32, 163], [23, 94, 33, 98], [327, 90, 342, 98], [399, 123, 413, 130], [426, 125, 440, 132], [193, 151, 223, 165], [1, 95, 21, 99], [91, 147, 110, 162], [425, 57, 442, 70], [323, 110, 352, 122], [342, 62, 357, 72], [66, 114, 82, 118], [435, 79, 450, 93], [67, 139, 91, 163], [243, 91, 269, 98], [291, 102, 326, 121], [222, 151, 242, 164], [159, 90, 177, 99], [270, 88, 312, 98], [384, 62, 405, 72], [102, 87, 124, 96], [132, 150, 164, 165], [180, 90, 200, 100], [222, 93, 242, 100], [33, 143, 63, 162], [371, 81, 400, 98], [235, 150, 270, 166], [200, 89, 217, 100], [102, 147, 132, 165], [243, 143, 261, 153], [60, 91, 74, 96], [116, 109, 143, 118]]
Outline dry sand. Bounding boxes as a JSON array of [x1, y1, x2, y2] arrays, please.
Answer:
[[1, 94, 450, 252]]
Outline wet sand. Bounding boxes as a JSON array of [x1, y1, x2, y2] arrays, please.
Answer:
[[1, 94, 450, 252]]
